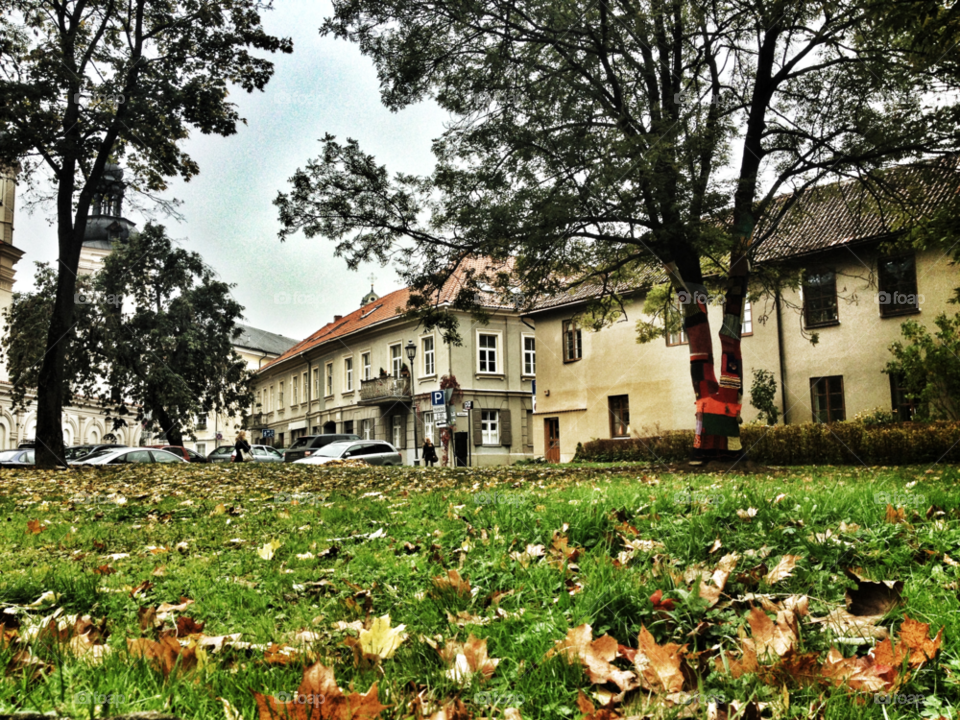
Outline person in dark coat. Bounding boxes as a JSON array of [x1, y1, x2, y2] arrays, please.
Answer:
[[234, 431, 252, 462], [422, 437, 439, 467]]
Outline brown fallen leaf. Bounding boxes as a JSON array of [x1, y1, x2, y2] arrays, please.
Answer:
[[127, 635, 197, 677], [764, 555, 801, 585], [430, 634, 500, 684], [633, 625, 686, 693], [26, 520, 44, 535], [253, 660, 388, 720], [698, 553, 739, 607], [576, 691, 622, 720], [545, 624, 637, 692], [885, 504, 906, 524], [745, 605, 799, 660], [431, 569, 472, 598]]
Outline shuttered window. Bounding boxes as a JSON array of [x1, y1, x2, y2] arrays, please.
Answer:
[[472, 409, 511, 446]]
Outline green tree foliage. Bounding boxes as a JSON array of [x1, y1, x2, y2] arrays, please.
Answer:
[[2, 224, 254, 446], [749, 369, 780, 426], [885, 314, 960, 421], [275, 0, 959, 342], [0, 0, 292, 465]]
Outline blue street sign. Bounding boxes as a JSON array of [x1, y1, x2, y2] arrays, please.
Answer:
[[431, 390, 445, 406], [262, 428, 275, 438]]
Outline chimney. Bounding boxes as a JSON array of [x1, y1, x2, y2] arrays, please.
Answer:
[[334, 315, 343, 322]]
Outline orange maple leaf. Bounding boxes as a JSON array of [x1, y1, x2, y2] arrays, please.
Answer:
[[546, 624, 637, 692], [127, 636, 197, 678], [253, 661, 388, 720], [26, 520, 44, 535], [634, 625, 686, 693]]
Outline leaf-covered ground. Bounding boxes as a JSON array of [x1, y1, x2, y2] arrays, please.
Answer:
[[1, 462, 959, 719]]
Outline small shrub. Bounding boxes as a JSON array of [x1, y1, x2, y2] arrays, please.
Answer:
[[749, 369, 780, 425]]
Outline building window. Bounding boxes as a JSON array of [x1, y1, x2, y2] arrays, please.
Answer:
[[196, 415, 207, 430], [326, 363, 333, 396], [361, 418, 373, 440], [523, 335, 536, 376], [362, 352, 371, 381], [392, 414, 403, 448], [302, 372, 308, 401], [313, 368, 320, 399], [478, 333, 499, 373], [391, 344, 402, 377], [803, 269, 839, 328], [563, 320, 583, 360], [270, 386, 275, 412], [343, 419, 354, 435], [666, 301, 689, 346], [344, 357, 354, 391], [481, 410, 499, 444], [878, 254, 920, 317], [422, 336, 435, 376], [742, 300, 753, 336], [292, 376, 299, 405], [889, 372, 918, 421], [810, 376, 845, 423], [279, 381, 284, 407], [609, 395, 630, 437], [423, 411, 435, 442], [196, 443, 206, 457]]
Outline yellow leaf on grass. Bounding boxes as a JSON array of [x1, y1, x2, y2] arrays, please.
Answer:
[[257, 539, 282, 560], [359, 615, 408, 659]]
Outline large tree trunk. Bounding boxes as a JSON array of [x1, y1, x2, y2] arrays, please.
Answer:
[[667, 240, 751, 464], [152, 404, 183, 447]]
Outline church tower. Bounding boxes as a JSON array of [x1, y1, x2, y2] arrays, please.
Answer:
[[78, 162, 136, 275], [360, 274, 379, 307]]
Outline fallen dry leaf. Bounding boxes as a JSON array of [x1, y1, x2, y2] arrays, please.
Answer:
[[633, 625, 685, 693], [764, 555, 801, 585], [545, 624, 637, 692], [359, 615, 408, 659], [253, 660, 388, 719]]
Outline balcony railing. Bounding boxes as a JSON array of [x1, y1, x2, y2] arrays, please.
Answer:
[[359, 375, 411, 405]]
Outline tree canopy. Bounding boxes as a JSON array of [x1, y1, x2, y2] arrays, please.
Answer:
[[276, 0, 960, 341], [2, 224, 254, 447], [0, 0, 291, 465]]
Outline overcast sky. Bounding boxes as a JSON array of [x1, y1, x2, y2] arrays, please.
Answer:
[[13, 0, 447, 341]]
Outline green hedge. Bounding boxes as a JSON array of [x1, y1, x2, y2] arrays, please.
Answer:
[[577, 421, 960, 465]]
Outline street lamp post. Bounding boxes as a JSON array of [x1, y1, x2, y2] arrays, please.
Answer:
[[405, 340, 419, 466]]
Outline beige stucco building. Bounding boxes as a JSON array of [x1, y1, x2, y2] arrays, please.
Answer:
[[253, 264, 536, 465], [528, 166, 960, 462]]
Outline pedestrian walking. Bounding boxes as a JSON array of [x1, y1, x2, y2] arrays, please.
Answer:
[[422, 437, 438, 467], [234, 431, 252, 462]]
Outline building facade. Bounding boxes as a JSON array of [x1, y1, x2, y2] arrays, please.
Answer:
[[528, 165, 960, 462], [253, 268, 536, 465]]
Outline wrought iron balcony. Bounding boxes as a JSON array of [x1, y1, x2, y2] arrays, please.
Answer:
[[359, 375, 411, 406]]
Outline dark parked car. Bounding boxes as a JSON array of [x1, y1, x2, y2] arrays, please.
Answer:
[[283, 434, 361, 463], [147, 445, 209, 463], [65, 444, 128, 463], [0, 448, 34, 467]]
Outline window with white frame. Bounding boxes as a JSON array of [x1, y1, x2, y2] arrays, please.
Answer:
[[270, 386, 275, 412], [523, 335, 536, 376], [481, 410, 499, 444], [279, 381, 284, 407], [362, 352, 371, 380], [423, 411, 435, 442], [361, 418, 373, 440], [422, 336, 435, 376], [392, 414, 403, 448], [478, 333, 499, 374], [344, 357, 354, 391], [391, 344, 402, 377], [292, 376, 299, 405], [742, 300, 753, 336], [313, 368, 320, 399], [326, 363, 333, 396], [302, 372, 308, 401], [196, 443, 206, 456]]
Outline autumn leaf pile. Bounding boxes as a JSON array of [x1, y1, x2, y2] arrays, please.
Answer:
[[0, 462, 959, 719]]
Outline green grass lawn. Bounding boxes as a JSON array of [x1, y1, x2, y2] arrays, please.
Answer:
[[1, 462, 959, 719]]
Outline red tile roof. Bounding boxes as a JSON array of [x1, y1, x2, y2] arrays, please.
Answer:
[[259, 257, 516, 373]]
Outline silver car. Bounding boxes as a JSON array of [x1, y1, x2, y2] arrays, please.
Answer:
[[293, 440, 402, 466], [73, 447, 186, 465]]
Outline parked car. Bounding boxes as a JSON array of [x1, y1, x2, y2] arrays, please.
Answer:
[[228, 444, 284, 462], [207, 445, 236, 462], [147, 445, 209, 463], [293, 440, 402, 466], [0, 448, 34, 467], [65, 444, 128, 463], [283, 434, 361, 463], [73, 447, 186, 465]]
